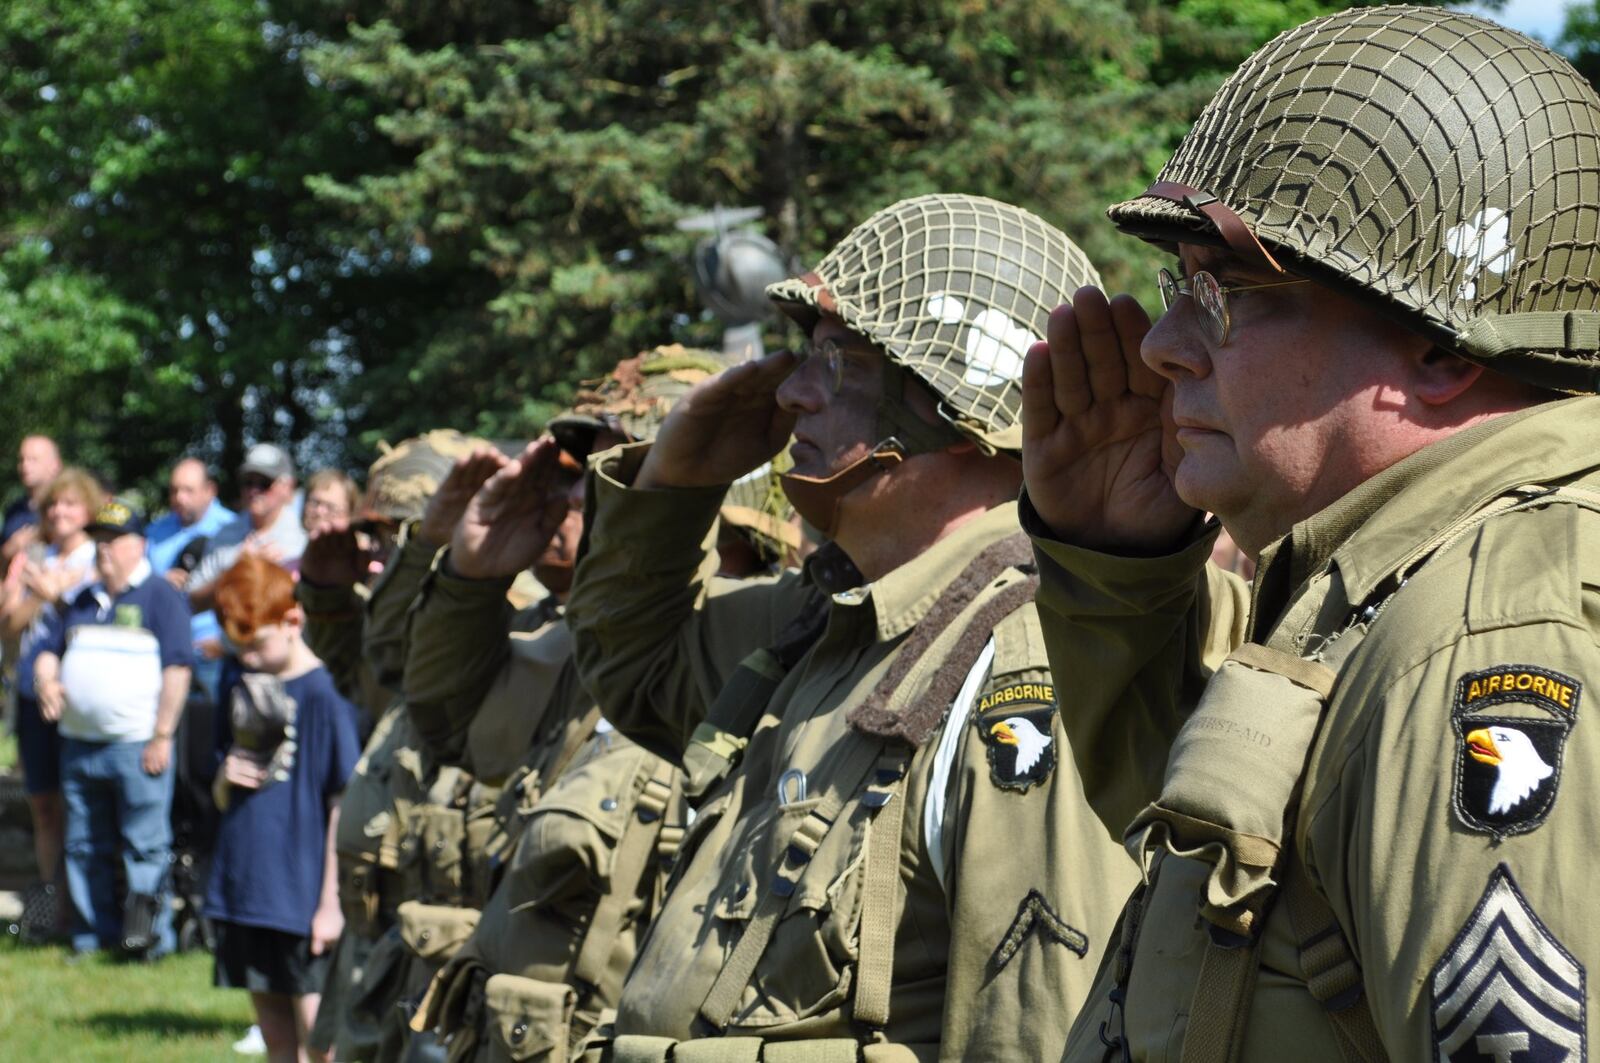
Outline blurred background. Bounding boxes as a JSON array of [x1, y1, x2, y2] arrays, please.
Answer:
[[0, 0, 1590, 505]]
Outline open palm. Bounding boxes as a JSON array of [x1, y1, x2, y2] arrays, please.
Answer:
[[634, 352, 799, 490], [1021, 288, 1197, 553], [450, 439, 568, 580]]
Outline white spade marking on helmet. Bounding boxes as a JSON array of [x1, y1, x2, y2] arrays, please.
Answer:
[[963, 308, 1038, 387], [1445, 208, 1516, 301], [925, 292, 967, 325]]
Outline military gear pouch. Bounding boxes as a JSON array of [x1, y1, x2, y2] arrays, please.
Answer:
[[483, 973, 578, 1063], [1124, 644, 1334, 938], [399, 901, 482, 973]]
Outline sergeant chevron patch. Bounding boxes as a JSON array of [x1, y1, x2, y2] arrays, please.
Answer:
[[1431, 864, 1586, 1063]]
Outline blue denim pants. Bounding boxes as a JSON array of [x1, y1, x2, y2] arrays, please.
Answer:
[[60, 737, 175, 954]]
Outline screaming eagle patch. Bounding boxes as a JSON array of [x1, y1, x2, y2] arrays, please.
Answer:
[[975, 682, 1057, 792], [1452, 666, 1579, 837], [1431, 864, 1586, 1062]]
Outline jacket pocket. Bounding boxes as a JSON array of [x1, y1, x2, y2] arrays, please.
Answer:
[[713, 797, 869, 1030], [483, 973, 577, 1063], [505, 746, 648, 911]]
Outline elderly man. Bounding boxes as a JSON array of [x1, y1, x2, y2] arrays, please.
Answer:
[[567, 194, 1137, 1060], [35, 498, 193, 957], [1, 434, 63, 564], [1023, 7, 1600, 1059], [188, 443, 307, 611]]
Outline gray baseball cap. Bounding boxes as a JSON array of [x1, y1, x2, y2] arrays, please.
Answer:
[[238, 443, 295, 481]]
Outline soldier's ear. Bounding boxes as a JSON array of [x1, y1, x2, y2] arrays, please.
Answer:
[[1411, 345, 1484, 408]]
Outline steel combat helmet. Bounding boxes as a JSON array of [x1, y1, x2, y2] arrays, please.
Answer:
[[1109, 6, 1600, 393], [768, 193, 1102, 454], [363, 429, 491, 524], [547, 345, 727, 459]]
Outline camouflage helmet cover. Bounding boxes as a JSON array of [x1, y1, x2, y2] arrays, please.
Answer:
[[548, 345, 727, 458], [720, 458, 801, 563], [363, 429, 491, 523], [1108, 6, 1600, 393], [768, 193, 1103, 452]]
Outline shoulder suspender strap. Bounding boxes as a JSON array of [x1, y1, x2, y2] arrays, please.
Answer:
[[852, 749, 914, 1028], [571, 760, 682, 992], [1282, 855, 1388, 1063], [698, 735, 886, 1030]]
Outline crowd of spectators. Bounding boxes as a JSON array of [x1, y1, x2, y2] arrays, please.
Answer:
[[0, 432, 364, 1057]]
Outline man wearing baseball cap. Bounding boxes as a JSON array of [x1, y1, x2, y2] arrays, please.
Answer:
[[183, 445, 306, 702], [33, 497, 194, 957]]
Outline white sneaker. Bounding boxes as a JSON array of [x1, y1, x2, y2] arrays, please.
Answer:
[[232, 1024, 267, 1055]]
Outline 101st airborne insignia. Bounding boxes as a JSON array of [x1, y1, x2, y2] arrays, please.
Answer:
[[1451, 666, 1579, 837], [974, 682, 1057, 792], [1431, 864, 1585, 1062]]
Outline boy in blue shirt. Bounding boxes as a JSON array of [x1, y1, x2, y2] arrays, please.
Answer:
[[208, 554, 360, 1062]]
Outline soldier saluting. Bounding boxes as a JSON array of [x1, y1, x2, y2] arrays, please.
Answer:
[[1022, 7, 1600, 1060], [566, 194, 1139, 1059]]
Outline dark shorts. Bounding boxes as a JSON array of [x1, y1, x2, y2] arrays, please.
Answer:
[[213, 920, 331, 996], [15, 696, 62, 795]]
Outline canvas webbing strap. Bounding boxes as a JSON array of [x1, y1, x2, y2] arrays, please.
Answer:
[[698, 736, 885, 1029], [851, 749, 913, 1028], [572, 761, 682, 991]]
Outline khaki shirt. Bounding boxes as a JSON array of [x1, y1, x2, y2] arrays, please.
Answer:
[[1032, 396, 1600, 1060], [567, 444, 1137, 1059]]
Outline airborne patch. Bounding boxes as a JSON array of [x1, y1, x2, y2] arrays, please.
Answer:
[[975, 683, 1056, 792], [1431, 864, 1586, 1062], [1452, 666, 1579, 837]]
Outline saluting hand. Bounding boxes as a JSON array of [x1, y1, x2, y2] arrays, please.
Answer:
[[633, 353, 799, 490], [299, 518, 368, 588], [418, 448, 510, 548], [1021, 287, 1197, 553], [449, 438, 568, 580]]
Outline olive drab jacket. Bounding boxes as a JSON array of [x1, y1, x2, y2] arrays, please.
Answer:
[[1029, 397, 1600, 1062], [400, 557, 687, 1062], [566, 444, 1137, 1061]]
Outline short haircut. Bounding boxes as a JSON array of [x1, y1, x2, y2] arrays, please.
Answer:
[[305, 468, 362, 515], [38, 467, 107, 544], [214, 554, 297, 645]]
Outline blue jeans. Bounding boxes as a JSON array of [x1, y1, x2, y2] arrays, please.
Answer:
[[60, 738, 175, 955]]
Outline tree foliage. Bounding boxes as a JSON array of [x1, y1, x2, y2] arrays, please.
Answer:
[[0, 0, 1464, 501]]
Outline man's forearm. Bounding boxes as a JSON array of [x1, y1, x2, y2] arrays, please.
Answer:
[[154, 666, 192, 737], [34, 652, 60, 688]]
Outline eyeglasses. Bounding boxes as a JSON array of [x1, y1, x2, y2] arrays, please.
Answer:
[[1157, 268, 1309, 347], [795, 336, 848, 394], [240, 475, 275, 493]]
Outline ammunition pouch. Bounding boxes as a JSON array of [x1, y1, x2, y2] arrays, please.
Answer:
[[483, 973, 579, 1063], [600, 1035, 936, 1062]]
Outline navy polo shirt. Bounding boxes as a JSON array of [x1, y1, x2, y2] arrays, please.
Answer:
[[40, 561, 195, 742]]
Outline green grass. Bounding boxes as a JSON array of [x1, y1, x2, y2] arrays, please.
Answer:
[[0, 730, 17, 774], [0, 936, 255, 1061]]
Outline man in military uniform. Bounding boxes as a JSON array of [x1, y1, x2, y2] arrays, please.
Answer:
[[300, 433, 510, 1061], [1021, 8, 1600, 1059], [566, 194, 1139, 1060], [387, 349, 735, 1062]]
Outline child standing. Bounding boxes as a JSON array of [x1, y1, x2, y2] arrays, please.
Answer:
[[208, 554, 360, 1063]]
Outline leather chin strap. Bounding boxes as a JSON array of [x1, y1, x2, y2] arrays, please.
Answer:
[[1145, 180, 1286, 276], [778, 440, 906, 538]]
